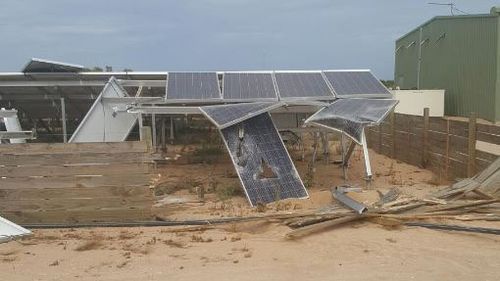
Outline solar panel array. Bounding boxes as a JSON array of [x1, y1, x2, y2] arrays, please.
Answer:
[[223, 73, 277, 100], [200, 102, 282, 129], [274, 72, 334, 99], [221, 113, 308, 206], [306, 98, 398, 143], [166, 72, 221, 100], [324, 71, 391, 98], [164, 70, 391, 102]]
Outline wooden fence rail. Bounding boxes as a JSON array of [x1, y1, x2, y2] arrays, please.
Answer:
[[367, 110, 499, 181], [0, 139, 155, 223]]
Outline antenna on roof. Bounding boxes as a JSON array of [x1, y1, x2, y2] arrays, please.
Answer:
[[428, 2, 469, 15]]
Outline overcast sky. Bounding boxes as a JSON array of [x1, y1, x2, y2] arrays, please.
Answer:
[[1, 0, 498, 78]]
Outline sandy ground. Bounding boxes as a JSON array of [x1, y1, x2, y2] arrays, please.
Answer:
[[1, 143, 499, 280]]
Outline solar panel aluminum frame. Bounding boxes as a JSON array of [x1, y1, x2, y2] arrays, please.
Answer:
[[218, 112, 309, 207], [273, 70, 336, 101], [221, 71, 279, 102], [322, 69, 392, 99], [200, 102, 286, 130], [164, 71, 223, 103], [306, 120, 365, 145]]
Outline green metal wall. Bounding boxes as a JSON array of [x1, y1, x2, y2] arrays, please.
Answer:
[[395, 14, 499, 121]]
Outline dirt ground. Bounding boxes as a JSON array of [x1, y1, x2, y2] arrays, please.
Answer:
[[1, 143, 499, 280]]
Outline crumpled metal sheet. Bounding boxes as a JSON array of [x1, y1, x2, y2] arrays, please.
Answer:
[[220, 113, 308, 206], [305, 98, 398, 143]]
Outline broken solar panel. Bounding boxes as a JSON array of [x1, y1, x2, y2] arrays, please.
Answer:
[[166, 72, 221, 100], [305, 98, 398, 143], [223, 72, 277, 100], [200, 102, 283, 129], [0, 215, 31, 244], [274, 72, 334, 99], [323, 71, 391, 98], [220, 113, 308, 206], [22, 58, 84, 73]]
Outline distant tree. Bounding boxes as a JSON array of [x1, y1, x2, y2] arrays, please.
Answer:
[[380, 80, 395, 89], [91, 66, 103, 72], [123, 68, 133, 72]]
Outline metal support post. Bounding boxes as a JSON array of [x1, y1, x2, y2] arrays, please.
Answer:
[[60, 97, 67, 143], [361, 128, 372, 180], [152, 112, 157, 150]]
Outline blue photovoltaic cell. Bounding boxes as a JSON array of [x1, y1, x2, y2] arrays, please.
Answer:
[[223, 73, 277, 100], [166, 72, 221, 100], [221, 113, 308, 206], [274, 72, 334, 99], [306, 98, 398, 143], [200, 102, 282, 129], [323, 71, 391, 98]]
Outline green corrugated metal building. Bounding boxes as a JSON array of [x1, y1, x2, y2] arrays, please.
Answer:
[[395, 7, 500, 122]]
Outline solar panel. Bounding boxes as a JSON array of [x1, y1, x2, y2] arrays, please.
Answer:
[[323, 70, 391, 98], [1, 215, 31, 244], [22, 58, 84, 73], [305, 98, 398, 143], [166, 72, 221, 100], [223, 72, 277, 100], [220, 113, 308, 206], [274, 72, 334, 99], [200, 102, 283, 129]]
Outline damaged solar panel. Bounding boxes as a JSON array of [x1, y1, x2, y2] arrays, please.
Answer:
[[305, 98, 398, 143], [323, 70, 391, 98], [200, 102, 283, 129], [166, 72, 221, 101], [220, 113, 308, 206], [223, 72, 277, 100], [0, 215, 31, 244]]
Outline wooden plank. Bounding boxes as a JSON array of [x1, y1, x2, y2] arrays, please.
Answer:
[[0, 163, 150, 178], [0, 197, 153, 212], [449, 120, 468, 137], [0, 141, 147, 155], [476, 131, 500, 144], [1, 208, 153, 224], [476, 150, 498, 162], [468, 112, 477, 177], [0, 174, 151, 189], [476, 123, 500, 136], [0, 186, 152, 200], [428, 117, 448, 133], [0, 152, 150, 166]]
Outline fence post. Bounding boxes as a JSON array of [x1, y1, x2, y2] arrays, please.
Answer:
[[467, 112, 477, 177], [422, 107, 430, 167], [378, 123, 382, 153], [141, 126, 153, 153], [445, 119, 450, 179], [390, 111, 396, 159]]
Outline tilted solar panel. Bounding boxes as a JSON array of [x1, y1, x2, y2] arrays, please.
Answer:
[[223, 72, 277, 100], [274, 72, 334, 99], [323, 70, 391, 98], [220, 113, 308, 206], [200, 102, 283, 129], [305, 98, 398, 143], [166, 72, 221, 100]]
